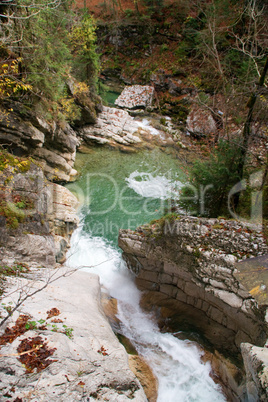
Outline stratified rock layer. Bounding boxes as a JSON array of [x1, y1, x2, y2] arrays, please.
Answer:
[[0, 106, 79, 182], [118, 216, 268, 355], [118, 215, 268, 400], [78, 105, 174, 151], [241, 342, 268, 401], [79, 106, 142, 147], [0, 162, 79, 266]]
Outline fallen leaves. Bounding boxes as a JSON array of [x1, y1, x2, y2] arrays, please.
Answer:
[[46, 307, 60, 319], [0, 314, 30, 346], [17, 335, 57, 373], [51, 318, 63, 323], [97, 345, 108, 356]]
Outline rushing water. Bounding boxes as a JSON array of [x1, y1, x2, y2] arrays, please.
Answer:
[[66, 147, 226, 401]]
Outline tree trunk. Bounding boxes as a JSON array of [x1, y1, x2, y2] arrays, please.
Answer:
[[233, 55, 268, 209]]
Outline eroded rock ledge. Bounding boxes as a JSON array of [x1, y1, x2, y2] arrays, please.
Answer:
[[0, 162, 79, 267], [0, 269, 147, 401], [118, 216, 268, 357], [0, 79, 102, 182]]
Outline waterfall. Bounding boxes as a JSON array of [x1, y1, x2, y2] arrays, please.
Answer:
[[67, 225, 226, 402]]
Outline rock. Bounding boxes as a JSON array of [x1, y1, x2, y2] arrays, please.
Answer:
[[54, 235, 68, 263], [66, 77, 103, 126], [129, 355, 158, 402], [241, 343, 268, 401], [0, 162, 79, 267], [7, 234, 56, 266], [0, 270, 147, 401], [150, 69, 169, 92], [101, 294, 119, 328], [0, 108, 45, 150], [186, 106, 217, 137], [118, 216, 268, 357], [0, 76, 104, 183], [79, 106, 174, 151], [79, 106, 142, 149], [33, 148, 73, 179], [119, 216, 268, 400], [206, 350, 246, 401], [0, 105, 78, 182], [115, 85, 155, 110]]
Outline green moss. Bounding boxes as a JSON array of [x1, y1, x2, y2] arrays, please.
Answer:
[[193, 248, 201, 258], [149, 212, 179, 238], [0, 148, 31, 173], [212, 224, 224, 230], [0, 194, 34, 229], [6, 216, 19, 229]]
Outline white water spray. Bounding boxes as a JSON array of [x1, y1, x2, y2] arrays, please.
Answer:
[[67, 226, 226, 402], [126, 171, 182, 200]]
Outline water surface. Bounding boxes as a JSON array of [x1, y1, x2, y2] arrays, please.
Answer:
[[67, 146, 226, 402]]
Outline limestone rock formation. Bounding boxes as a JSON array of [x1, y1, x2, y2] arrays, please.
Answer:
[[79, 106, 142, 148], [0, 79, 102, 183], [66, 77, 103, 127], [0, 162, 79, 267], [118, 215, 268, 400], [78, 106, 177, 151], [241, 342, 268, 401], [118, 216, 268, 352], [0, 105, 80, 182], [115, 85, 154, 110], [0, 270, 147, 401]]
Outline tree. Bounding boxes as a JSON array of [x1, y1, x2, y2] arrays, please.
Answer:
[[70, 11, 99, 88], [233, 56, 268, 208], [178, 140, 244, 217], [0, 0, 99, 113], [0, 0, 73, 102], [179, 0, 268, 217]]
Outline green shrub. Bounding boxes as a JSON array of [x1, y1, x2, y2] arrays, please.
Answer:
[[178, 140, 245, 217], [125, 8, 134, 18]]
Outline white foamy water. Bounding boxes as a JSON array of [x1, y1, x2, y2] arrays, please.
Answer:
[[136, 118, 161, 136], [126, 171, 182, 199], [67, 227, 226, 402]]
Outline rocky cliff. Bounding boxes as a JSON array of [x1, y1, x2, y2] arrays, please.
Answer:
[[0, 158, 79, 268], [118, 215, 268, 399], [0, 77, 102, 182]]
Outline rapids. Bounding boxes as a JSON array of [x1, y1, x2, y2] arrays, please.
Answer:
[[66, 146, 226, 401]]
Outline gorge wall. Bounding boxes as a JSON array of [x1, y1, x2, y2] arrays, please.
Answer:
[[0, 158, 79, 268], [0, 77, 102, 183], [118, 216, 268, 356]]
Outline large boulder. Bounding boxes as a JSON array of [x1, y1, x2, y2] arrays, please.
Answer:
[[115, 85, 154, 110], [186, 106, 217, 137]]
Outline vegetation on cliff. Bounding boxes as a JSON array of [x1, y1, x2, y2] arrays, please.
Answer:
[[0, 0, 99, 123]]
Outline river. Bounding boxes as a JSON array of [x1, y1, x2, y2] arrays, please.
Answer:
[[66, 146, 226, 401]]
